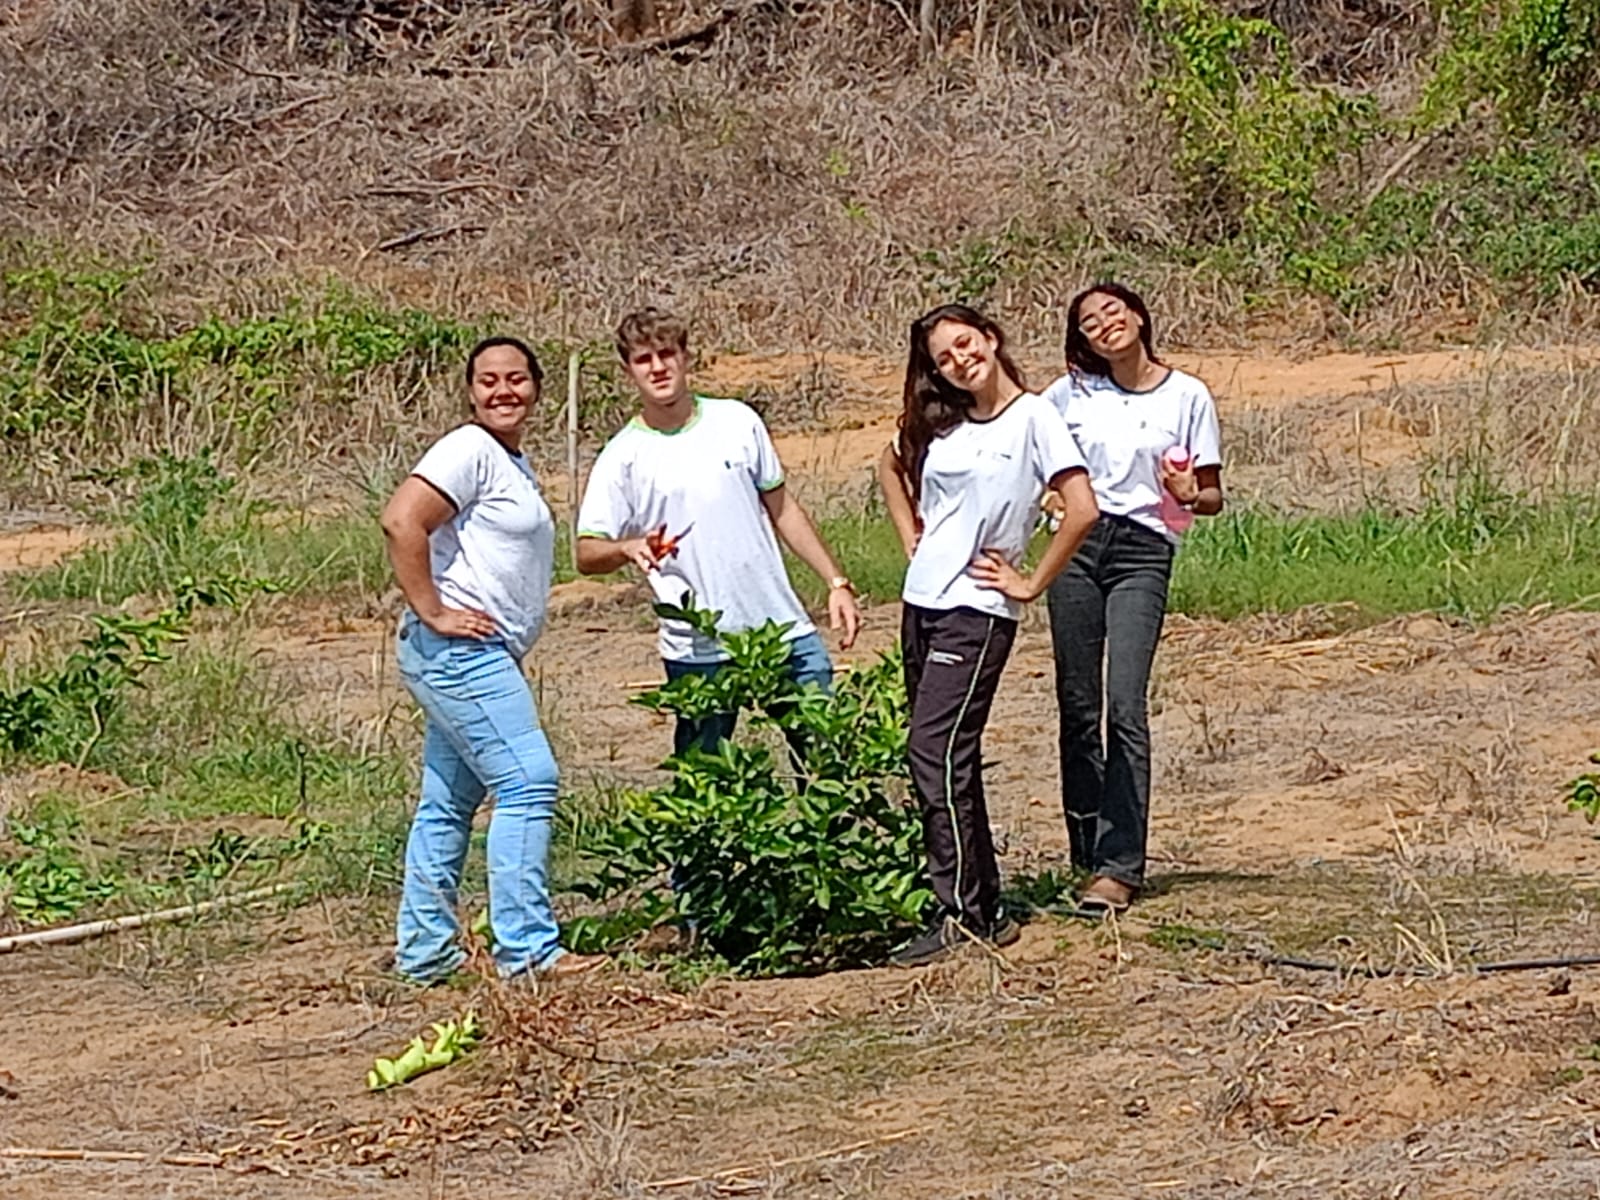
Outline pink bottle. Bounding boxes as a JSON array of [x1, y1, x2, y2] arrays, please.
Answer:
[[1159, 445, 1194, 534]]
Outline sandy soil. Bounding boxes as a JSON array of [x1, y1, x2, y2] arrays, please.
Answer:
[[704, 345, 1600, 485], [4, 347, 1600, 1197], [5, 597, 1599, 1198]]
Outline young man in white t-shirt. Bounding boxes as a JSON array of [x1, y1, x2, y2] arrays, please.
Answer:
[[575, 307, 861, 755]]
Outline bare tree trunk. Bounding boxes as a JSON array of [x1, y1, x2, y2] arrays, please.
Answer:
[[919, 0, 937, 60]]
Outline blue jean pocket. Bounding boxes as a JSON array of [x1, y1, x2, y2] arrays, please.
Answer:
[[398, 613, 462, 678]]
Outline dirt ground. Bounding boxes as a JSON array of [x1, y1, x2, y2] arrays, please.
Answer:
[[4, 349, 1600, 1198]]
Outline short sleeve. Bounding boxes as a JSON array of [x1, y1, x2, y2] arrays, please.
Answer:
[[412, 426, 489, 512], [1037, 372, 1078, 419], [748, 406, 786, 492], [576, 440, 632, 540], [1029, 397, 1088, 487], [1184, 380, 1223, 468]]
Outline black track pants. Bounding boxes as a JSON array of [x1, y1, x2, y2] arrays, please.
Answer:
[[902, 603, 1018, 927]]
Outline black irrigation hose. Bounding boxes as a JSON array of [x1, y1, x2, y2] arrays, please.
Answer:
[[1032, 904, 1600, 979], [1251, 950, 1600, 977]]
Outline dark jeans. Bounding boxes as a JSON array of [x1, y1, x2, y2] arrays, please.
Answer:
[[1046, 515, 1174, 889], [663, 630, 834, 756], [902, 604, 1018, 927]]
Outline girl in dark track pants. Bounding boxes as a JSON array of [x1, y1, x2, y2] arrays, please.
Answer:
[[1039, 283, 1225, 918], [877, 304, 1099, 967]]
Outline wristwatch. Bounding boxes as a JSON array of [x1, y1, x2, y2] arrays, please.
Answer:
[[828, 575, 856, 594]]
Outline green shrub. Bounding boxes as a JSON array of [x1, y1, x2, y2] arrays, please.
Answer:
[[1568, 753, 1600, 823], [0, 576, 252, 766], [0, 813, 120, 924], [1140, 0, 1379, 243], [1426, 0, 1600, 133], [0, 261, 483, 444], [568, 601, 929, 975]]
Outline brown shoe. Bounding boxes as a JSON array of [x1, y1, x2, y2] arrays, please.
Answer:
[[539, 951, 608, 978]]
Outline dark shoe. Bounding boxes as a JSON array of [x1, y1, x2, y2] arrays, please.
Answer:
[[891, 916, 962, 967], [986, 914, 1021, 948], [378, 947, 466, 987], [634, 919, 699, 957]]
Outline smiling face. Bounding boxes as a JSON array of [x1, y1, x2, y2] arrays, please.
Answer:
[[623, 340, 691, 410], [1075, 290, 1146, 361], [469, 344, 537, 446], [926, 320, 1001, 395]]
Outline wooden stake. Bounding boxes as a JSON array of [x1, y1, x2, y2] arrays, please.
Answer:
[[567, 350, 581, 573], [1353, 407, 1366, 501], [919, 0, 937, 59]]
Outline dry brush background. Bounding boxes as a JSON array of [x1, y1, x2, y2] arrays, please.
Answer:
[[5, 0, 1581, 354]]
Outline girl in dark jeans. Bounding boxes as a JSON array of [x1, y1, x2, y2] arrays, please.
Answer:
[[1040, 283, 1225, 917]]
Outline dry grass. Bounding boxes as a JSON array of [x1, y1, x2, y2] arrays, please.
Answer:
[[1218, 353, 1600, 511], [3, 0, 1571, 364]]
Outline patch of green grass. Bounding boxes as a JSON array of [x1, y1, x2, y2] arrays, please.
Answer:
[[788, 508, 908, 608], [1172, 493, 1600, 621], [1003, 867, 1085, 914], [22, 492, 599, 606], [1144, 922, 1228, 953], [795, 488, 1600, 627], [1, 636, 414, 931], [23, 505, 390, 604], [0, 258, 484, 446]]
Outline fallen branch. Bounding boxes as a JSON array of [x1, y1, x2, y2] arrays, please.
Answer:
[[0, 1152, 222, 1171], [361, 180, 516, 200], [1252, 949, 1600, 977], [1363, 129, 1444, 209], [642, 1127, 924, 1189], [0, 883, 296, 954], [0, 1147, 224, 1166], [366, 223, 486, 257], [0, 1145, 289, 1177]]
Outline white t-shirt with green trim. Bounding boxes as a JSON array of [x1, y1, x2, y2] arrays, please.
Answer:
[[902, 392, 1088, 622], [576, 396, 815, 663], [411, 423, 555, 660]]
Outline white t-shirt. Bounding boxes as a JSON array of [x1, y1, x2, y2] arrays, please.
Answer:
[[1040, 368, 1223, 543], [576, 397, 815, 663], [410, 424, 555, 660], [902, 392, 1089, 622]]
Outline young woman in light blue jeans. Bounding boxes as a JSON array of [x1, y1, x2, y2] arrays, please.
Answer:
[[380, 336, 603, 984]]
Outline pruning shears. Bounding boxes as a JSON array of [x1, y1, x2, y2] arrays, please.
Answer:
[[647, 521, 695, 561]]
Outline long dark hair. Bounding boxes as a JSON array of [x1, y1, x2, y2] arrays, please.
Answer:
[[894, 304, 1027, 501], [1064, 282, 1161, 380]]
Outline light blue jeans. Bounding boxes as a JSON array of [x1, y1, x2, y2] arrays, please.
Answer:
[[394, 613, 566, 981]]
